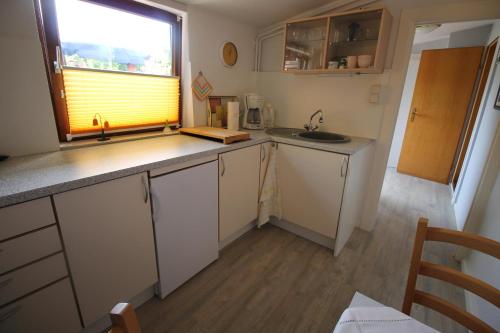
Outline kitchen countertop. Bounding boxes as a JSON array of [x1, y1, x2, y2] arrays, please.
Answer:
[[0, 130, 374, 208]]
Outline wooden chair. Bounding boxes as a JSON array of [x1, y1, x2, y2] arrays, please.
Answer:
[[108, 303, 142, 333], [403, 218, 500, 333]]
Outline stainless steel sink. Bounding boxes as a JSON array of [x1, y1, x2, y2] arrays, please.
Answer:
[[265, 128, 305, 137], [298, 131, 350, 143]]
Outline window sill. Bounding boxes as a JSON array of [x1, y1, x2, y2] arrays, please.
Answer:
[[60, 130, 179, 151]]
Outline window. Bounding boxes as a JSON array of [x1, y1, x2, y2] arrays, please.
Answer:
[[35, 0, 182, 141]]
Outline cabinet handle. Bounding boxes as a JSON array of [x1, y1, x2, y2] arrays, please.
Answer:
[[141, 175, 149, 203], [0, 278, 12, 289], [341, 157, 348, 177], [220, 156, 226, 177], [0, 305, 22, 322], [261, 145, 266, 162]]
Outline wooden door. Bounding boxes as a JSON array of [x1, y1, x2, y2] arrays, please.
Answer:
[[54, 173, 157, 326], [219, 145, 260, 243], [397, 47, 483, 183], [277, 144, 347, 238]]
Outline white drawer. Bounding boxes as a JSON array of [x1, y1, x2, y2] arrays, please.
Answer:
[[0, 197, 56, 241], [0, 253, 68, 306], [0, 226, 62, 275], [0, 278, 81, 333]]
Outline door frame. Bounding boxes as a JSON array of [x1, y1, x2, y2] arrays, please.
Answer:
[[361, 0, 500, 231], [451, 38, 498, 188]]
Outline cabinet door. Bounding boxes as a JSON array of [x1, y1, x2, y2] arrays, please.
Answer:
[[54, 173, 157, 326], [219, 145, 260, 242], [151, 161, 218, 298], [277, 144, 347, 238]]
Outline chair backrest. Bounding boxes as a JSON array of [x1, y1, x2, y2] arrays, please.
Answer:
[[108, 303, 142, 333], [403, 218, 500, 333]]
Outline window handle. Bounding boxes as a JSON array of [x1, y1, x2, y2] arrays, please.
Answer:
[[54, 46, 63, 74], [141, 175, 149, 204]]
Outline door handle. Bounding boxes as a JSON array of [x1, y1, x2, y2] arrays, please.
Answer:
[[141, 175, 149, 203], [220, 156, 226, 177], [410, 107, 419, 122]]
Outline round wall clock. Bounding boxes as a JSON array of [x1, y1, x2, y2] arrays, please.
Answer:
[[220, 41, 238, 67]]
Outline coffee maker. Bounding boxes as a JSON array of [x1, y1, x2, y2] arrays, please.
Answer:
[[242, 93, 264, 130]]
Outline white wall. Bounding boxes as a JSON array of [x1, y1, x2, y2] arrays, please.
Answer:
[[448, 24, 492, 48], [462, 172, 500, 330], [256, 72, 386, 138], [453, 22, 500, 230], [387, 53, 420, 167], [186, 6, 257, 126], [0, 0, 60, 157]]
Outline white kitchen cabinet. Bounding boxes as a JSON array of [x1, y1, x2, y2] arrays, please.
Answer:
[[219, 145, 261, 245], [151, 160, 219, 298], [54, 173, 157, 326], [277, 143, 347, 239]]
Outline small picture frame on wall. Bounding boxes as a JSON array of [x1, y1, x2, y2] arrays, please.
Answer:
[[495, 85, 500, 110]]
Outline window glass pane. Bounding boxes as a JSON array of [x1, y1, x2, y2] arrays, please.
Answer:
[[55, 0, 173, 76]]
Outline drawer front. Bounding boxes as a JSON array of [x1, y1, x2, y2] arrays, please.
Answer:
[[0, 198, 56, 241], [0, 253, 68, 306], [0, 278, 81, 333], [0, 226, 62, 275]]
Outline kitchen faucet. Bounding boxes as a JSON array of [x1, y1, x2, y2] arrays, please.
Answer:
[[304, 109, 324, 132]]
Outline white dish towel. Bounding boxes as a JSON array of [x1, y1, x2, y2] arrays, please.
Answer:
[[258, 143, 282, 227], [333, 306, 440, 333]]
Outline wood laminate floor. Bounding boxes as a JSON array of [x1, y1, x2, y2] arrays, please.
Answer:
[[137, 168, 466, 333]]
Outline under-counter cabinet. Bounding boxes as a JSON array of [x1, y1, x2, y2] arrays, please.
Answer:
[[219, 145, 261, 245], [150, 158, 219, 298], [277, 144, 347, 240], [276, 143, 373, 255], [54, 173, 157, 326], [0, 198, 81, 333]]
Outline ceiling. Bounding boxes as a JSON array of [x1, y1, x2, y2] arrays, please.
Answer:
[[177, 0, 335, 28], [413, 20, 497, 45]]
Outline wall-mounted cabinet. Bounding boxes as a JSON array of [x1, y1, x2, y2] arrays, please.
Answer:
[[283, 7, 392, 74]]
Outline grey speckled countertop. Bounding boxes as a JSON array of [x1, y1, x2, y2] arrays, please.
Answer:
[[0, 130, 374, 208]]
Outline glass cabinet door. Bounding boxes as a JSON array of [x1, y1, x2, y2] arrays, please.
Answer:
[[283, 18, 328, 71], [326, 9, 382, 70]]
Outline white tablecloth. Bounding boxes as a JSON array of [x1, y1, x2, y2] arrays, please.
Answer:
[[333, 306, 440, 333]]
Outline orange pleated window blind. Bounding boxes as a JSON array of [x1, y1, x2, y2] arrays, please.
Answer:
[[62, 68, 180, 135]]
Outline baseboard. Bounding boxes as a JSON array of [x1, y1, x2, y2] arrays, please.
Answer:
[[219, 220, 257, 250], [270, 217, 335, 250]]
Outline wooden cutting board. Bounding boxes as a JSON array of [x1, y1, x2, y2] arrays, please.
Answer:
[[179, 127, 250, 144]]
